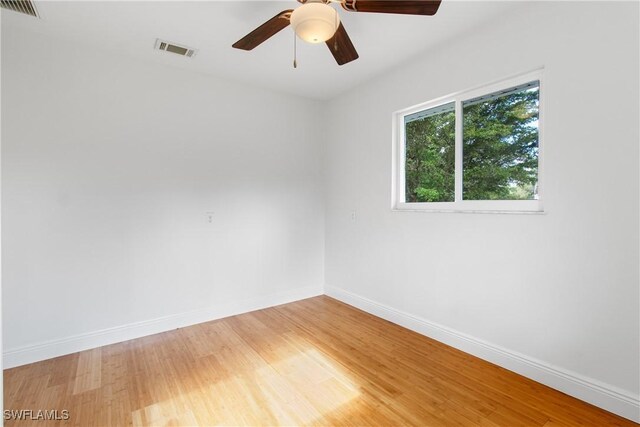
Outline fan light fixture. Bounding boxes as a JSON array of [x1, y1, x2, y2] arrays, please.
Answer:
[[290, 2, 340, 44]]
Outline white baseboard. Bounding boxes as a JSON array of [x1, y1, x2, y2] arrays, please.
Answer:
[[325, 285, 640, 423], [3, 285, 323, 369]]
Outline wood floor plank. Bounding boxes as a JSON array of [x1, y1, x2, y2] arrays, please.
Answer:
[[4, 296, 638, 426], [72, 348, 102, 395]]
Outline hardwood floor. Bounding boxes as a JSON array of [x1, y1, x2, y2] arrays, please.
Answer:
[[4, 296, 637, 426]]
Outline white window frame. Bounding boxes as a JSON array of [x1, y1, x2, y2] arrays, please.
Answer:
[[392, 69, 544, 214]]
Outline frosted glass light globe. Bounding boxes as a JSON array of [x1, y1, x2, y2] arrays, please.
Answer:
[[290, 3, 340, 44]]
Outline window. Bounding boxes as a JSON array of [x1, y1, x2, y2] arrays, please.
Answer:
[[393, 71, 543, 213]]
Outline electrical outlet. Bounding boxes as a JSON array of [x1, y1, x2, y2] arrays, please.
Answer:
[[206, 212, 215, 223], [350, 210, 357, 221]]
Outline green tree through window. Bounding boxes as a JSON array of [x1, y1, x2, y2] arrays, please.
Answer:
[[402, 82, 539, 204], [463, 85, 539, 200], [405, 104, 455, 202]]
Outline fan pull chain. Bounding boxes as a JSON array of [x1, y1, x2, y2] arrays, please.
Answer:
[[293, 32, 297, 69]]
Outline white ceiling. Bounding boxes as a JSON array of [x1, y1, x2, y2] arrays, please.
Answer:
[[2, 0, 523, 100]]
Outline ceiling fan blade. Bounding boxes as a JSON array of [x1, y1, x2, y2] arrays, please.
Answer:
[[232, 10, 293, 51], [326, 23, 359, 66], [341, 0, 442, 15]]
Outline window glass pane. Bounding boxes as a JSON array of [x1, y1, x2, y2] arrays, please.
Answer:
[[404, 102, 455, 203], [462, 82, 539, 200]]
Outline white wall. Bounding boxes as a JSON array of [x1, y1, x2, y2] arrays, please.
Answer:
[[0, 9, 4, 423], [1, 26, 324, 366], [324, 1, 639, 421]]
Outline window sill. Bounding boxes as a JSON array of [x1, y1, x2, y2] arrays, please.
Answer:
[[393, 201, 544, 214], [392, 207, 545, 215]]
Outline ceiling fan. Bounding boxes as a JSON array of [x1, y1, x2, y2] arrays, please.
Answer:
[[232, 0, 442, 66]]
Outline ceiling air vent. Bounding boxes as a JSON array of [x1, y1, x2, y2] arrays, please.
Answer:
[[154, 39, 196, 58], [1, 0, 39, 17]]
